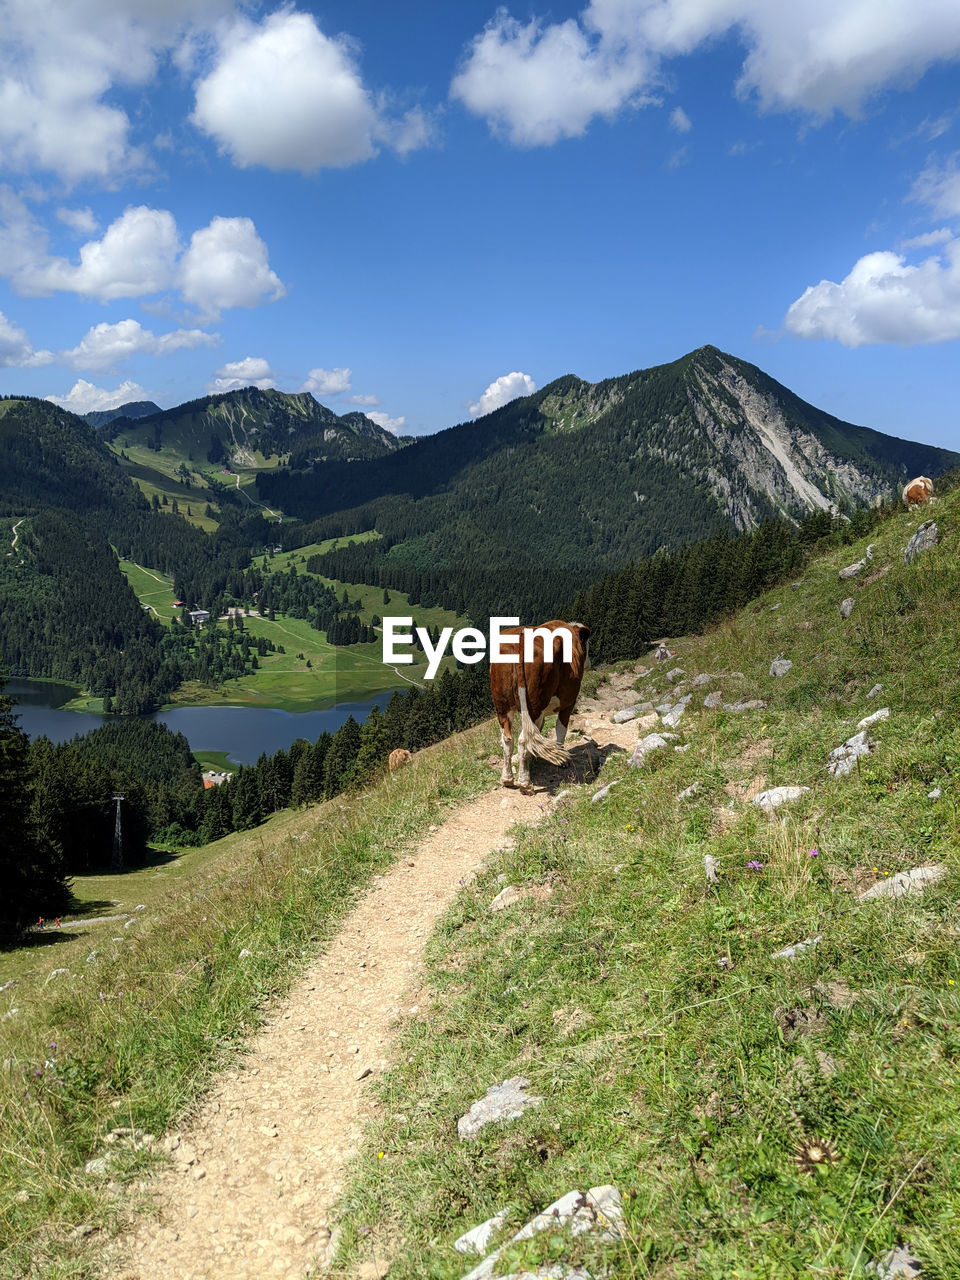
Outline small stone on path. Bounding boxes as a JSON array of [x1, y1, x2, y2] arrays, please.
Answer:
[[840, 597, 856, 617], [611, 706, 640, 724], [722, 699, 766, 713], [703, 690, 722, 709], [769, 657, 793, 678], [928, 787, 942, 800], [678, 782, 701, 799], [590, 781, 619, 804], [867, 683, 883, 698]]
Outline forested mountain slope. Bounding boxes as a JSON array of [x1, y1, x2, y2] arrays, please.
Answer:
[[261, 347, 958, 620], [105, 386, 402, 469], [83, 400, 161, 428]]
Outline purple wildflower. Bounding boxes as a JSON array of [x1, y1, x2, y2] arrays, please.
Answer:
[[746, 860, 764, 872]]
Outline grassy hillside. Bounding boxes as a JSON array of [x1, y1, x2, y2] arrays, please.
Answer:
[[2, 489, 957, 1277], [330, 494, 960, 1277], [0, 732, 496, 1279]]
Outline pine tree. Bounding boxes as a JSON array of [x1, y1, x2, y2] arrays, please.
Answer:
[[0, 673, 70, 938]]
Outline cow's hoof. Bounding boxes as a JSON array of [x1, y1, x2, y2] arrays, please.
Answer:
[[519, 785, 535, 796], [501, 780, 517, 789]]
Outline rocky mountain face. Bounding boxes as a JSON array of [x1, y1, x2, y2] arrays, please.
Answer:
[[535, 346, 959, 531], [261, 345, 958, 626]]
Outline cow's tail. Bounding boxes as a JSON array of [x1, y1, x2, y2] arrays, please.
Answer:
[[517, 633, 570, 766]]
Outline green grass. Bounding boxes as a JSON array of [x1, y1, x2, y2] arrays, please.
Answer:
[[251, 533, 466, 634], [192, 750, 233, 774], [326, 495, 960, 1279], [159, 538, 470, 711], [162, 613, 427, 712], [0, 730, 497, 1279], [116, 458, 219, 531], [111, 420, 284, 525], [116, 558, 178, 625], [249, 531, 381, 576]]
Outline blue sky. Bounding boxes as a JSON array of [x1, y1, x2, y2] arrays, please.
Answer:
[[1, 1, 959, 449]]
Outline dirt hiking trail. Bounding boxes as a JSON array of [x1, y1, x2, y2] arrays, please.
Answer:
[[110, 681, 639, 1280]]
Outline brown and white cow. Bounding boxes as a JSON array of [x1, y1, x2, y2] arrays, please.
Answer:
[[388, 748, 412, 773], [903, 476, 935, 507], [490, 620, 591, 793]]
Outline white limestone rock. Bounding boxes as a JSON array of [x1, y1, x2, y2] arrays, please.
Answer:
[[629, 733, 678, 768], [828, 730, 875, 777], [590, 781, 620, 804], [454, 1210, 509, 1256], [858, 865, 946, 902], [489, 886, 522, 913], [904, 520, 938, 565], [857, 707, 890, 730], [772, 935, 821, 960], [457, 1077, 543, 1140], [752, 786, 809, 813]]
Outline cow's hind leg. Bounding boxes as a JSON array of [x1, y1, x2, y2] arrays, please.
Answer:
[[498, 713, 516, 787], [556, 707, 572, 746]]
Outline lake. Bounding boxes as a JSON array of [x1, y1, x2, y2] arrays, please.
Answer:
[[5, 679, 400, 766]]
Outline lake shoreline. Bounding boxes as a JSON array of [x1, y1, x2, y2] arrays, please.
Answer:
[[8, 678, 407, 767]]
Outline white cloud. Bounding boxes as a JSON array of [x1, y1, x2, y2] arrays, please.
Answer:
[[910, 153, 960, 219], [206, 356, 276, 394], [899, 227, 955, 250], [191, 10, 433, 173], [177, 216, 285, 320], [55, 206, 99, 235], [59, 318, 216, 372], [38, 206, 180, 301], [784, 238, 960, 346], [451, 10, 654, 146], [1, 200, 284, 317], [0, 0, 233, 183], [468, 371, 537, 417], [45, 378, 149, 414], [0, 310, 52, 367], [300, 367, 352, 396], [350, 393, 380, 406], [452, 0, 960, 145], [365, 409, 406, 434], [669, 105, 692, 132]]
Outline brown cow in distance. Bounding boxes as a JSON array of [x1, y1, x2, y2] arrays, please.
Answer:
[[490, 620, 591, 793], [903, 476, 935, 507], [388, 748, 411, 773]]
